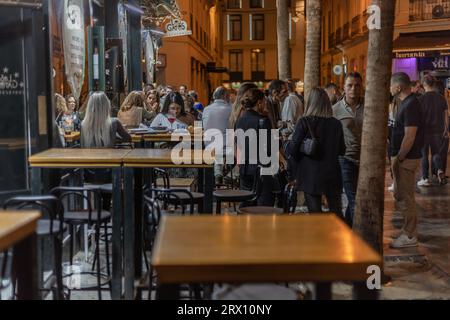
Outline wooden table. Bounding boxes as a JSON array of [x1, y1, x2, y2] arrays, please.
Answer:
[[0, 211, 41, 300], [121, 148, 214, 299], [152, 214, 383, 300], [28, 148, 132, 300]]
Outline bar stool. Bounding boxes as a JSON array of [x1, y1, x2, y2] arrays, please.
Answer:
[[3, 195, 65, 300], [214, 167, 264, 214], [152, 168, 205, 212], [50, 186, 111, 300], [139, 191, 199, 300]]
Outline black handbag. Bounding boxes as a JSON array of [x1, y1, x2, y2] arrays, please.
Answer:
[[300, 118, 319, 157]]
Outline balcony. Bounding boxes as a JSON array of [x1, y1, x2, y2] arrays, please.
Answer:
[[335, 27, 342, 45], [409, 0, 450, 22], [343, 22, 350, 41], [351, 15, 360, 36], [251, 71, 265, 82], [229, 71, 243, 82], [362, 10, 369, 33]]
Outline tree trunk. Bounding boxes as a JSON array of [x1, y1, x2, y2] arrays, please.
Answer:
[[304, 0, 322, 100], [353, 0, 397, 255], [277, 0, 291, 80]]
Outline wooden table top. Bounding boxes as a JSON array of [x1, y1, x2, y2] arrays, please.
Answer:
[[143, 132, 204, 143], [123, 149, 214, 168], [0, 211, 41, 251], [64, 132, 81, 142], [152, 214, 382, 284], [29, 148, 132, 168]]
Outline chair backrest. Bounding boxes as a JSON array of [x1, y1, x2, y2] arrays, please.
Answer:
[[50, 186, 100, 223], [145, 188, 195, 215], [143, 195, 162, 229], [152, 168, 170, 189], [2, 195, 64, 236]]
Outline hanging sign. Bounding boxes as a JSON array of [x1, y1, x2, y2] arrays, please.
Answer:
[[118, 3, 129, 91], [164, 19, 192, 38], [144, 31, 156, 85], [62, 0, 85, 100]]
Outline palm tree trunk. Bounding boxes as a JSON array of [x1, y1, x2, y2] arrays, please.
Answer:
[[277, 0, 291, 80], [304, 0, 322, 100], [353, 0, 397, 255]]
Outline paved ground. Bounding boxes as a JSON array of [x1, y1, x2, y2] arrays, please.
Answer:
[[4, 163, 445, 300], [334, 171, 450, 300]]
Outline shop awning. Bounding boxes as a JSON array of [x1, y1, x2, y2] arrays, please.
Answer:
[[393, 31, 450, 58]]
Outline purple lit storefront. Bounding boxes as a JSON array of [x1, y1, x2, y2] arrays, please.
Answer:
[[392, 31, 450, 88]]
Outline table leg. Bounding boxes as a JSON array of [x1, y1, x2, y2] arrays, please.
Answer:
[[204, 167, 214, 214], [111, 167, 123, 300], [123, 167, 135, 300], [134, 168, 143, 279], [14, 233, 39, 300], [31, 167, 42, 195], [316, 282, 332, 300], [353, 282, 379, 300]]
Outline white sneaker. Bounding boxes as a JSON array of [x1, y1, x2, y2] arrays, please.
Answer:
[[390, 234, 418, 248], [388, 183, 395, 192], [417, 178, 431, 187]]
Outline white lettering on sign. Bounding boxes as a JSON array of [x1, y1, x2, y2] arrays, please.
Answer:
[[367, 5, 381, 30], [0, 67, 24, 95], [165, 19, 192, 38]]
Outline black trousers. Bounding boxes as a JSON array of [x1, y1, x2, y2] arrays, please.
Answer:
[[304, 193, 344, 220]]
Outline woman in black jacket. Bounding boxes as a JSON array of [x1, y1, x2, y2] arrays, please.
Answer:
[[287, 87, 346, 217], [235, 88, 279, 207]]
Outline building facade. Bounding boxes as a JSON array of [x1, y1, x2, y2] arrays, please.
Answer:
[[156, 0, 225, 103], [221, 0, 307, 91], [321, 0, 450, 88]]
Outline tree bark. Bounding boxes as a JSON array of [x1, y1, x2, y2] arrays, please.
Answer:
[[304, 0, 322, 100], [353, 0, 397, 255], [277, 0, 291, 80]]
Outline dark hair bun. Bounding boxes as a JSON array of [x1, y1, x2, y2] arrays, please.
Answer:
[[241, 88, 264, 109]]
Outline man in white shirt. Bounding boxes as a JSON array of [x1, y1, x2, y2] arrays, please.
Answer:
[[281, 80, 304, 140], [203, 87, 231, 184]]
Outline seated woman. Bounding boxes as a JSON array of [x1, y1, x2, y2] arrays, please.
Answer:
[[182, 94, 200, 122], [150, 91, 190, 130], [81, 92, 131, 209], [118, 91, 147, 128], [286, 87, 345, 217], [81, 91, 131, 148], [144, 90, 159, 123], [56, 94, 81, 132]]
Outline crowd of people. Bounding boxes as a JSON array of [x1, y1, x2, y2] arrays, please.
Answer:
[[54, 71, 449, 250]]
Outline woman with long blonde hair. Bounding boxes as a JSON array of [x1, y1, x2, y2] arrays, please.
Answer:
[[81, 92, 131, 148]]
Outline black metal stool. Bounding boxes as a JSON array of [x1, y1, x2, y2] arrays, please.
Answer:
[[3, 195, 65, 300], [152, 168, 205, 212], [51, 186, 111, 300]]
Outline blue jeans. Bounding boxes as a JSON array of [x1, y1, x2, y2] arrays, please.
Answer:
[[339, 157, 359, 227]]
